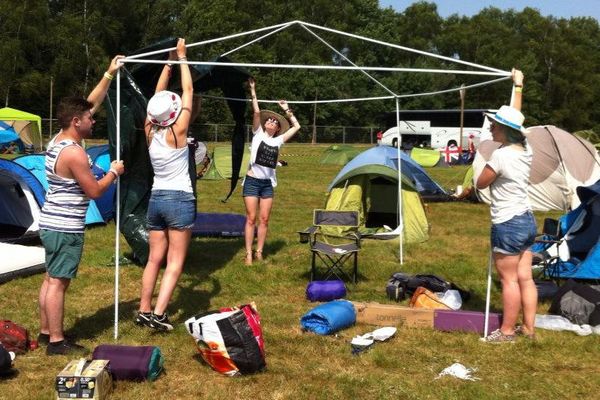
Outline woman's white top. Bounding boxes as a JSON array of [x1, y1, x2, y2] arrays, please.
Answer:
[[148, 125, 192, 193], [487, 143, 532, 224], [248, 126, 284, 187]]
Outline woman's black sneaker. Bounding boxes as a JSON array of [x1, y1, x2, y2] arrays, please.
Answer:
[[134, 311, 153, 327], [46, 340, 88, 356], [149, 313, 174, 331]]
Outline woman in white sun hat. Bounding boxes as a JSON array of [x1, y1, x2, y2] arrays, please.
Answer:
[[243, 77, 301, 265], [477, 69, 537, 343], [135, 38, 194, 332]]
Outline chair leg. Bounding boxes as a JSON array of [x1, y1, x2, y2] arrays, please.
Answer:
[[353, 253, 358, 284], [311, 252, 316, 281]]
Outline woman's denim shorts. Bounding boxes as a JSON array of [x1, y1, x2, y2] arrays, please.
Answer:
[[242, 175, 274, 198], [147, 190, 196, 230], [491, 211, 537, 255]]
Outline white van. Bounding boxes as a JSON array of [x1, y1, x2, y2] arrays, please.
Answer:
[[381, 109, 494, 149]]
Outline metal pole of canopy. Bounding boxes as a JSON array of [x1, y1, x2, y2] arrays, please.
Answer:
[[396, 97, 403, 264], [114, 69, 121, 340]]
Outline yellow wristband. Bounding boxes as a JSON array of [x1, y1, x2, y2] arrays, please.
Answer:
[[515, 86, 523, 93], [103, 71, 114, 81]]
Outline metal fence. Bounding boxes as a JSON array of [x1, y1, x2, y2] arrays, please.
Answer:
[[41, 119, 379, 144]]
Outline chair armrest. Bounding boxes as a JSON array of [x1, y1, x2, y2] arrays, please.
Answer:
[[298, 226, 317, 243]]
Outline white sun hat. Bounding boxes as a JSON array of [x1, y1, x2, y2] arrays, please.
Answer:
[[147, 90, 182, 127], [484, 105, 527, 133]]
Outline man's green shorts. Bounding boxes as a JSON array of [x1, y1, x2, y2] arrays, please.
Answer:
[[40, 229, 84, 279]]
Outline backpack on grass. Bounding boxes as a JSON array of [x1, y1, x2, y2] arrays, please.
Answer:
[[0, 320, 31, 354], [386, 273, 471, 303], [549, 279, 600, 325]]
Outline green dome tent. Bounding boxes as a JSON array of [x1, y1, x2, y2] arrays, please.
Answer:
[[409, 147, 441, 168], [0, 107, 43, 152], [202, 145, 250, 180], [320, 144, 360, 165], [325, 146, 429, 243]]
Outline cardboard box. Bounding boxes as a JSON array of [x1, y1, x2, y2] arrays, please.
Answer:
[[434, 309, 503, 335], [56, 359, 112, 400], [352, 302, 434, 328]]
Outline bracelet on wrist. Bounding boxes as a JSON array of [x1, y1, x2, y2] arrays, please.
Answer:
[[514, 87, 523, 93], [108, 169, 119, 179], [178, 56, 187, 61], [103, 71, 114, 81], [514, 84, 523, 88]]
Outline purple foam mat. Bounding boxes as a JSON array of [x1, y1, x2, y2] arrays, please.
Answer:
[[433, 309, 502, 334]]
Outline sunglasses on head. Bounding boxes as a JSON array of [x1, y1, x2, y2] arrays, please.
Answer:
[[266, 117, 280, 126]]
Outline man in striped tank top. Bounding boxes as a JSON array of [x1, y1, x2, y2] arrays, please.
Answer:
[[38, 56, 125, 356]]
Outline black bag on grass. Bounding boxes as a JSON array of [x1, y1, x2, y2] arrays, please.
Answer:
[[549, 279, 600, 325], [386, 273, 470, 302]]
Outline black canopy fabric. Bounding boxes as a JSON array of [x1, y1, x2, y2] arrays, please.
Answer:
[[105, 40, 250, 264]]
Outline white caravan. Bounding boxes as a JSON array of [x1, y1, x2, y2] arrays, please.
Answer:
[[380, 109, 495, 149]]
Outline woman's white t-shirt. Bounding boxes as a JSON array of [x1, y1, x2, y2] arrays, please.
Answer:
[[486, 144, 532, 224], [248, 126, 284, 187]]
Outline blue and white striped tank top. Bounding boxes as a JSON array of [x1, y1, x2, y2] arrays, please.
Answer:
[[39, 139, 90, 233]]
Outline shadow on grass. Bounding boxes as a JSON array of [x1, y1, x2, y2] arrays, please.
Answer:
[[67, 237, 245, 340], [261, 239, 286, 259]]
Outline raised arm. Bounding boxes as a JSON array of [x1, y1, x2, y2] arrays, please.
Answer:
[[248, 77, 261, 131], [278, 100, 301, 143], [87, 55, 124, 115], [510, 68, 524, 111], [172, 38, 193, 137], [154, 49, 177, 94]]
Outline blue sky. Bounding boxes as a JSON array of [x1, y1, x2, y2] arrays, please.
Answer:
[[379, 1, 600, 21]]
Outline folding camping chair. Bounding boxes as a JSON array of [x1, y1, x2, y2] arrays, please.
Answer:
[[299, 210, 361, 284], [532, 194, 600, 280]]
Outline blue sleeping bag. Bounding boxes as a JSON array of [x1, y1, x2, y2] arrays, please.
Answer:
[[300, 300, 356, 335]]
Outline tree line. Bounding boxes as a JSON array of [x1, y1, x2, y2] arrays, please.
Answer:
[[2, 0, 599, 138]]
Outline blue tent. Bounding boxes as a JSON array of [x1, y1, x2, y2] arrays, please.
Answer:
[[13, 154, 112, 225], [0, 121, 24, 152], [328, 145, 449, 201], [85, 145, 115, 221], [0, 158, 45, 242], [87, 144, 111, 172]]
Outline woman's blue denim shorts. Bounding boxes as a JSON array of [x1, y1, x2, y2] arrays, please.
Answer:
[[491, 211, 537, 255], [242, 175, 274, 198], [147, 190, 196, 230]]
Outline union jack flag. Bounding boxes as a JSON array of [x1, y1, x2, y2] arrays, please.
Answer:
[[440, 145, 462, 164]]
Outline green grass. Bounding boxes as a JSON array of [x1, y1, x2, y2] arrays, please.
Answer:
[[2, 143, 599, 400]]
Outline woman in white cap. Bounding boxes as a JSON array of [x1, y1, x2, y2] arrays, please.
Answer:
[[135, 38, 194, 331], [477, 69, 537, 343], [243, 77, 301, 265]]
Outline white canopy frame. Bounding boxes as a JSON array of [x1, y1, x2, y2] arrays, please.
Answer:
[[113, 20, 510, 338]]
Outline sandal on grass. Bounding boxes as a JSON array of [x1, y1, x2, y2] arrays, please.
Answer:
[[244, 251, 253, 266]]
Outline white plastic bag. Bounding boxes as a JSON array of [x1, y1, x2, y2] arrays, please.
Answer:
[[436, 363, 480, 381], [437, 290, 462, 310], [534, 314, 594, 336]]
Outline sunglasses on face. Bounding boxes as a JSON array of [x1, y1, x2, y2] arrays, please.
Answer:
[[266, 117, 280, 126]]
